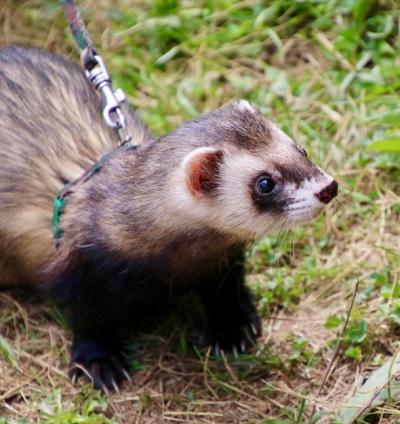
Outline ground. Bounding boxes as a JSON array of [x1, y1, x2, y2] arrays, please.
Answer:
[[1, 0, 400, 423]]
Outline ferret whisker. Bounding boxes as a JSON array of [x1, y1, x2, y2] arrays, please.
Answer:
[[281, 97, 296, 144]]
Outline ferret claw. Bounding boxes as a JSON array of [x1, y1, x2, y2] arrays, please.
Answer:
[[240, 341, 246, 353], [250, 323, 258, 336], [122, 367, 132, 384], [111, 378, 120, 394], [101, 383, 110, 396], [232, 345, 239, 359], [70, 371, 78, 385]]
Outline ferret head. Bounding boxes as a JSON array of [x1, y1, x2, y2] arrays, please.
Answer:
[[169, 100, 338, 241]]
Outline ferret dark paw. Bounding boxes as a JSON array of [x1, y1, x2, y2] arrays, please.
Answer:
[[69, 337, 131, 393], [201, 312, 261, 357]]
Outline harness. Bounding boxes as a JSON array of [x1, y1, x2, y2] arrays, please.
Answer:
[[52, 0, 136, 245]]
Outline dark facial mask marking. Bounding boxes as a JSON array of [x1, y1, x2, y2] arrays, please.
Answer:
[[275, 159, 321, 188], [250, 175, 294, 215]]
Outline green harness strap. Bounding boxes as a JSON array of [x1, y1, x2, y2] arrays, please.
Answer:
[[52, 196, 67, 240], [51, 144, 137, 244]]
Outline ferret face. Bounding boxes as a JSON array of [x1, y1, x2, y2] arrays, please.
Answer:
[[176, 101, 338, 241]]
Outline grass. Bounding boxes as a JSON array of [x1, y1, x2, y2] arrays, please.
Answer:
[[0, 0, 400, 422]]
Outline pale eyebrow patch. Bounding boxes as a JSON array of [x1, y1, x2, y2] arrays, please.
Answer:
[[237, 99, 256, 114], [296, 144, 307, 156]]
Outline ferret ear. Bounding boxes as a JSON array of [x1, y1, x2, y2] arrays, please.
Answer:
[[182, 147, 224, 197]]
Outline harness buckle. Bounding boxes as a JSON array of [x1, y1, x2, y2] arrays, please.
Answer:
[[85, 55, 132, 145]]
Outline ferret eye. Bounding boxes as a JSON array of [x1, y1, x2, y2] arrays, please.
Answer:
[[256, 176, 275, 194]]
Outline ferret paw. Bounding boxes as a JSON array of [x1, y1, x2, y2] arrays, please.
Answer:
[[69, 337, 131, 394], [201, 312, 261, 357]]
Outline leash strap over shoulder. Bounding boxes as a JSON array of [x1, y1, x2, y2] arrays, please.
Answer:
[[60, 0, 132, 146], [52, 143, 138, 243]]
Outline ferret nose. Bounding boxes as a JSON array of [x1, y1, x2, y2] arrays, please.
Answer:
[[315, 180, 338, 204]]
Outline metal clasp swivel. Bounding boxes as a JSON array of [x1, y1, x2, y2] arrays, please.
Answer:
[[85, 55, 132, 145]]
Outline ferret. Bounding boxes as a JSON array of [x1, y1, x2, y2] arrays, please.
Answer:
[[0, 46, 338, 393]]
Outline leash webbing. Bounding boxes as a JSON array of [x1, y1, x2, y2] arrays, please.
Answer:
[[60, 0, 132, 145], [60, 0, 97, 69]]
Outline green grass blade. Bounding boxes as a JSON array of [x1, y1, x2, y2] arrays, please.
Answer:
[[369, 138, 400, 153], [0, 334, 17, 367], [339, 352, 400, 423]]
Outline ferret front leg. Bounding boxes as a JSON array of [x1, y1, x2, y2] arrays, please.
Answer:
[[197, 259, 261, 356], [51, 268, 132, 393]]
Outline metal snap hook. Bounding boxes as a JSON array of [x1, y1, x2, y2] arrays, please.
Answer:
[[85, 55, 132, 144]]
